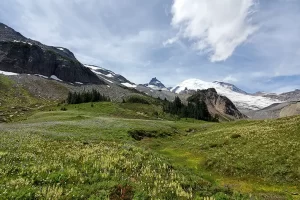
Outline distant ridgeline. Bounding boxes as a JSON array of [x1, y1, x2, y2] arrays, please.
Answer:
[[67, 89, 110, 104], [163, 96, 218, 122]]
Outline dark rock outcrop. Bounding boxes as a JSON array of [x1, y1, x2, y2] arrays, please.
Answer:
[[140, 77, 168, 90], [0, 22, 103, 84], [187, 88, 246, 120], [148, 77, 166, 88]]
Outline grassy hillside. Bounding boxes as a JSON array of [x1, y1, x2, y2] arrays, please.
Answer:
[[0, 102, 239, 199], [140, 116, 300, 199], [0, 75, 38, 107], [1, 101, 300, 199], [0, 75, 60, 122]]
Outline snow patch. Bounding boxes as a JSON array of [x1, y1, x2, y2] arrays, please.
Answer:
[[84, 64, 107, 75], [84, 64, 106, 71], [75, 82, 83, 85], [121, 82, 137, 88], [84, 64, 99, 70], [56, 47, 65, 51], [50, 75, 63, 82], [0, 70, 18, 75], [93, 71, 104, 75], [102, 77, 113, 83], [147, 84, 169, 91], [13, 40, 32, 46], [105, 74, 114, 78], [34, 74, 48, 79]]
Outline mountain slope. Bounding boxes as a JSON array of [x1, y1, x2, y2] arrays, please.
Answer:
[[255, 89, 300, 102], [0, 22, 103, 84], [171, 79, 281, 110], [213, 81, 248, 94], [243, 101, 300, 119], [84, 64, 136, 88]]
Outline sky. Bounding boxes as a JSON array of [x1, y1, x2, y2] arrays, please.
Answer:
[[1, 0, 300, 93]]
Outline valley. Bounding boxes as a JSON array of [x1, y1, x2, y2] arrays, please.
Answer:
[[1, 101, 300, 199], [1, 21, 300, 200]]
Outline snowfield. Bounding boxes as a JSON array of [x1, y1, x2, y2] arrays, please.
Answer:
[[172, 79, 282, 110], [0, 70, 18, 75]]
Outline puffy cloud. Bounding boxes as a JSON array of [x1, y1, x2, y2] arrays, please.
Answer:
[[223, 75, 238, 83], [171, 0, 258, 62]]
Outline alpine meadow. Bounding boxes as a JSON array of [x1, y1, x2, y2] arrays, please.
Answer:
[[1, 0, 300, 199]]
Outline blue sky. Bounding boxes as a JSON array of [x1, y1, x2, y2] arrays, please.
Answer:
[[1, 0, 300, 93]]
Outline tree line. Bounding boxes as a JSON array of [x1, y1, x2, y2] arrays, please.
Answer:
[[67, 89, 110, 104], [163, 96, 217, 121]]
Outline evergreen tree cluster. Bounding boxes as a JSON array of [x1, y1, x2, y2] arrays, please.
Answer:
[[163, 96, 215, 121], [67, 89, 110, 104], [124, 96, 150, 104]]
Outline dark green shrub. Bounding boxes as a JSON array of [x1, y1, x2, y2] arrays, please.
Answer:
[[60, 107, 67, 111], [109, 185, 134, 200], [126, 96, 150, 104], [231, 133, 241, 139], [128, 129, 172, 141]]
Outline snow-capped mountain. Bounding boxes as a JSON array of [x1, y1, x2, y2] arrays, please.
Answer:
[[141, 77, 168, 91], [171, 79, 282, 110], [85, 64, 136, 88], [213, 81, 248, 94]]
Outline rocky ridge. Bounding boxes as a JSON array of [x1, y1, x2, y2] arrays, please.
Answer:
[[0, 22, 103, 84]]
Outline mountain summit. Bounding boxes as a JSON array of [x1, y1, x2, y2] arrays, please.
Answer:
[[142, 77, 168, 90], [213, 81, 248, 94], [149, 77, 166, 88], [0, 22, 103, 84]]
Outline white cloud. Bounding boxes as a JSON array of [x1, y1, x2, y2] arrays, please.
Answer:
[[170, 0, 258, 62], [163, 36, 178, 46], [223, 75, 238, 83]]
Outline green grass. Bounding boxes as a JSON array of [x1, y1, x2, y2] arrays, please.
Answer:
[[0, 75, 54, 122], [0, 102, 240, 199], [139, 117, 300, 199], [1, 101, 300, 199], [0, 75, 39, 108]]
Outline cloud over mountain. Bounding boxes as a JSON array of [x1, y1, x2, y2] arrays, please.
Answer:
[[170, 0, 258, 62]]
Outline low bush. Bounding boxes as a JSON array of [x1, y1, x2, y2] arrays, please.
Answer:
[[128, 129, 173, 141], [126, 96, 150, 104]]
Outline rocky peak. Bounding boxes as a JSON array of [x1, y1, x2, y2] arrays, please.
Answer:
[[149, 77, 166, 88], [0, 23, 25, 42], [0, 22, 103, 84], [187, 88, 246, 120], [140, 77, 168, 90]]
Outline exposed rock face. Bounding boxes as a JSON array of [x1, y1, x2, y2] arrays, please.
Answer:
[[141, 77, 168, 90], [0, 23, 103, 84], [243, 101, 300, 119], [254, 90, 300, 102], [279, 90, 300, 101], [148, 77, 166, 88], [187, 88, 246, 120]]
